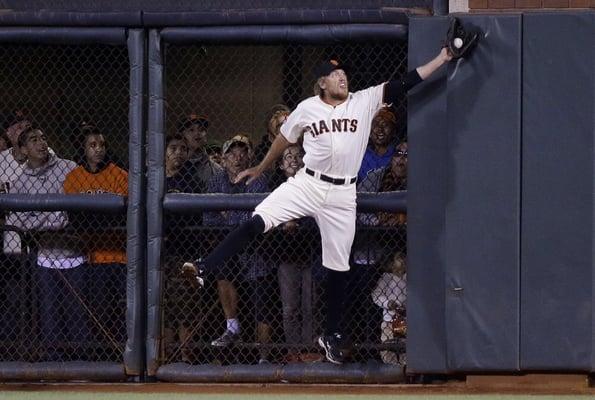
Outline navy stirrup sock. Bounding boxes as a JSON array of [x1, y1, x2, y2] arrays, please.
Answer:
[[202, 215, 265, 271], [324, 268, 348, 335]]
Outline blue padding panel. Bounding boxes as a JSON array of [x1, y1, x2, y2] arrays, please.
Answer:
[[160, 25, 407, 45], [521, 11, 595, 371], [0, 27, 126, 44], [0, 194, 125, 213], [164, 191, 406, 214], [407, 16, 449, 374], [444, 15, 521, 372], [144, 8, 409, 27], [0, 11, 142, 27]]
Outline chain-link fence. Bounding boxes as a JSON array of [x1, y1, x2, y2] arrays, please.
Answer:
[[160, 42, 408, 368], [0, 43, 129, 363]]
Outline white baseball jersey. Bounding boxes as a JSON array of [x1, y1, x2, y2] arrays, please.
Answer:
[[281, 83, 386, 179], [255, 83, 386, 272]]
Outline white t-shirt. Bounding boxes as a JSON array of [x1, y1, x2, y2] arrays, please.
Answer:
[[281, 84, 385, 178]]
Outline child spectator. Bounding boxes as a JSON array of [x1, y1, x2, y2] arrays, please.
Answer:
[[371, 251, 407, 365]]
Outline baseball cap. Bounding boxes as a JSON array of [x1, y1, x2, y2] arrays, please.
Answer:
[[177, 113, 209, 133], [313, 59, 346, 79], [222, 134, 252, 155]]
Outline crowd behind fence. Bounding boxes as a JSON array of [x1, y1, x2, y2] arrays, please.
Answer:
[[0, 37, 409, 378]]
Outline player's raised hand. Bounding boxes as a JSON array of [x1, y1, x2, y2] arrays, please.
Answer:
[[440, 46, 453, 62], [233, 166, 262, 185]]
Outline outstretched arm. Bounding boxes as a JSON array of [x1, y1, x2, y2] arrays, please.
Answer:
[[383, 47, 453, 104], [416, 47, 452, 80], [234, 133, 292, 185]]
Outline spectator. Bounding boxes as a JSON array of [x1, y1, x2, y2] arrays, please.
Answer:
[[274, 144, 323, 363], [205, 142, 223, 168], [178, 114, 222, 192], [63, 123, 128, 349], [1, 114, 55, 251], [0, 115, 30, 343], [0, 117, 31, 196], [253, 104, 291, 165], [0, 130, 8, 153], [350, 140, 406, 354], [254, 106, 291, 189], [357, 107, 397, 188], [165, 133, 196, 193], [371, 251, 407, 365], [203, 134, 274, 363], [356, 140, 408, 226], [377, 141, 407, 226], [163, 133, 201, 362], [6, 126, 88, 360]]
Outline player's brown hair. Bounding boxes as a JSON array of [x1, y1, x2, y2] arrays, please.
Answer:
[[313, 77, 325, 96]]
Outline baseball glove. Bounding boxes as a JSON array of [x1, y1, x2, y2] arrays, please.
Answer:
[[445, 17, 480, 60]]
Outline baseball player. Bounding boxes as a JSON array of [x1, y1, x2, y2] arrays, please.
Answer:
[[183, 47, 453, 364]]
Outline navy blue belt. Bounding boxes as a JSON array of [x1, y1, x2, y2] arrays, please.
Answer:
[[305, 168, 357, 185]]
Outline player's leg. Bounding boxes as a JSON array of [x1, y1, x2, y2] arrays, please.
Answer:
[[253, 170, 323, 232], [315, 192, 357, 364], [182, 172, 320, 288], [182, 214, 266, 287]]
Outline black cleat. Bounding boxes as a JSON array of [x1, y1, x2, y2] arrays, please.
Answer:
[[181, 259, 205, 289], [318, 332, 346, 364]]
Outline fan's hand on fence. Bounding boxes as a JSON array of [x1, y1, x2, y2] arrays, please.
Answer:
[[281, 220, 299, 234]]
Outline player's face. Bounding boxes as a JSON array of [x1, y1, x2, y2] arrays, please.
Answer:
[[391, 142, 408, 179], [322, 69, 348, 101], [84, 134, 107, 167], [21, 130, 49, 165], [280, 145, 304, 178], [223, 144, 250, 176], [182, 125, 207, 153], [371, 115, 395, 147], [166, 139, 189, 170]]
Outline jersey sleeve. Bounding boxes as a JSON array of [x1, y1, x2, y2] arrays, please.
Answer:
[[355, 83, 387, 117], [280, 104, 304, 144]]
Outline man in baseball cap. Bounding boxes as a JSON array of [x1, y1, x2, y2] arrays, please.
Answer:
[[177, 113, 221, 193], [177, 113, 209, 133], [222, 134, 252, 155]]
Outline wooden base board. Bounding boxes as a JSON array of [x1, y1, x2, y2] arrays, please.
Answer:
[[467, 374, 590, 391]]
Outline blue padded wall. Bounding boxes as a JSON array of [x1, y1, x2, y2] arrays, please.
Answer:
[[520, 11, 595, 371]]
